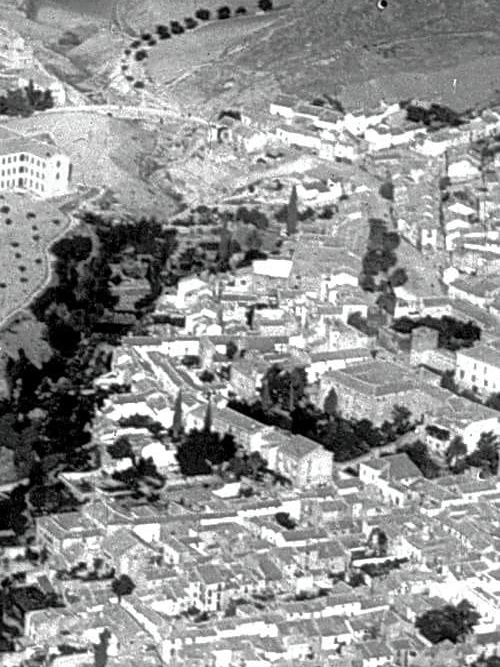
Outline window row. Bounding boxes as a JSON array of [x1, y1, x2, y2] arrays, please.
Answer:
[[1, 168, 45, 179], [0, 180, 45, 192], [0, 154, 61, 168]]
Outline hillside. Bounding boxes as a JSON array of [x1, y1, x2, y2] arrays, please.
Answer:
[[151, 0, 500, 114]]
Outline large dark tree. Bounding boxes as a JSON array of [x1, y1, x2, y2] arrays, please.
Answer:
[[111, 575, 135, 601], [415, 600, 480, 644]]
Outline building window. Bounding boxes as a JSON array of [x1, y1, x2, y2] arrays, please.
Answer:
[[20, 154, 25, 161], [55, 173, 60, 180], [484, 380, 488, 387], [56, 160, 60, 168]]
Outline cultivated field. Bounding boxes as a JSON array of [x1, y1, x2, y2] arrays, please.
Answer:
[[0, 192, 72, 327]]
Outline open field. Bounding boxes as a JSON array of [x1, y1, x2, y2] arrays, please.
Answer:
[[145, 13, 277, 83], [3, 111, 182, 217], [0, 191, 72, 327]]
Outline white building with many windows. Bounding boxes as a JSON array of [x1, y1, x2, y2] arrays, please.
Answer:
[[455, 344, 500, 394], [0, 126, 71, 198]]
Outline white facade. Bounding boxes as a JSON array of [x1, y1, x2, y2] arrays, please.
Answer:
[[0, 131, 71, 198], [455, 346, 500, 393]]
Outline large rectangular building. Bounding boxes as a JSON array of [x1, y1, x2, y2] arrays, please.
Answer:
[[0, 126, 71, 198]]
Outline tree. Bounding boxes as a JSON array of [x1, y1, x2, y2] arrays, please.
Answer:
[[111, 574, 135, 601], [176, 429, 236, 476], [203, 399, 212, 433], [226, 340, 238, 360], [388, 267, 408, 288], [415, 600, 480, 644], [466, 431, 499, 476], [379, 181, 394, 201], [217, 6, 231, 19], [398, 440, 440, 479], [445, 435, 467, 468], [93, 628, 111, 667], [391, 405, 413, 436], [258, 0, 273, 9], [218, 219, 231, 268], [172, 390, 183, 440], [107, 436, 134, 460], [323, 388, 338, 418], [275, 512, 297, 530], [486, 392, 500, 412], [260, 379, 272, 413], [368, 527, 388, 557], [287, 185, 298, 236], [195, 8, 211, 20]]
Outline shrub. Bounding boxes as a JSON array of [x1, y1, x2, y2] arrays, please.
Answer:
[[217, 6, 231, 19], [130, 40, 141, 48], [134, 49, 148, 61], [124, 48, 131, 55], [33, 235, 40, 241], [195, 8, 211, 20], [170, 21, 185, 34], [156, 24, 169, 34], [147, 38, 157, 46], [11, 241, 19, 247], [35, 258, 42, 265], [0, 206, 10, 213], [18, 266, 26, 272], [5, 218, 12, 225], [235, 6, 247, 13], [26, 212, 36, 218], [134, 81, 145, 89], [125, 75, 134, 81], [14, 252, 21, 259], [258, 0, 273, 9], [184, 17, 198, 29], [141, 33, 152, 40], [52, 219, 60, 225], [158, 31, 171, 39]]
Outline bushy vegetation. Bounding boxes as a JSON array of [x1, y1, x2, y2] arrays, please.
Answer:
[[0, 80, 54, 117], [228, 365, 416, 462], [359, 218, 407, 314], [415, 600, 479, 644], [392, 315, 480, 351]]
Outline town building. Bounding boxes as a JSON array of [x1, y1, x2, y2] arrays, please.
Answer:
[[0, 126, 71, 197]]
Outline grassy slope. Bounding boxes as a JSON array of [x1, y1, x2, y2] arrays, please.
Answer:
[[155, 0, 500, 114]]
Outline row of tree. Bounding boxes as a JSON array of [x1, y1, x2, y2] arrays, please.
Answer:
[[359, 218, 407, 315]]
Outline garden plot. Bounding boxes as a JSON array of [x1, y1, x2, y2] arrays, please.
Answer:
[[0, 192, 72, 326]]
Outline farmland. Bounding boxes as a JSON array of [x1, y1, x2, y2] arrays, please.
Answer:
[[0, 192, 73, 328]]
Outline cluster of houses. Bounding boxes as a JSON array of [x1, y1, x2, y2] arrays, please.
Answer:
[[3, 67, 500, 665], [14, 445, 500, 667]]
